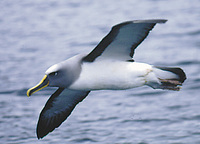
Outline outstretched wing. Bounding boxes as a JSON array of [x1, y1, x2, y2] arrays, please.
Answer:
[[83, 19, 167, 62], [36, 88, 90, 139]]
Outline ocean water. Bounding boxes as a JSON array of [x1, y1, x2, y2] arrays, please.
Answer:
[[0, 0, 200, 143]]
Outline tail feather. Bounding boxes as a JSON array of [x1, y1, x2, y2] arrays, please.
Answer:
[[148, 66, 186, 91], [159, 79, 182, 91], [155, 66, 186, 83]]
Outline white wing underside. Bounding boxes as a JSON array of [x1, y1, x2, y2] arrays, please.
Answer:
[[83, 19, 167, 62]]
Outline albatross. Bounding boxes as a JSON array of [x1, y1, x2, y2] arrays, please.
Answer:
[[27, 19, 186, 139]]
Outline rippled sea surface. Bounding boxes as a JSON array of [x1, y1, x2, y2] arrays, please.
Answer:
[[1, 0, 200, 143]]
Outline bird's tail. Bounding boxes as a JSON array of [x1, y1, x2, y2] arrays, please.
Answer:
[[146, 66, 186, 91]]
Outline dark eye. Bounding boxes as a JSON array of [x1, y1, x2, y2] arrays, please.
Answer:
[[49, 72, 58, 76]]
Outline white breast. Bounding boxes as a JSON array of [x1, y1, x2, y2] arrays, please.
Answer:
[[69, 60, 153, 91]]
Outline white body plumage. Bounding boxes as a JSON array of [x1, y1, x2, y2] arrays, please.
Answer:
[[69, 60, 157, 90]]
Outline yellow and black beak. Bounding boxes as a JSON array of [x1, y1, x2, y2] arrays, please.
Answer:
[[27, 75, 49, 97]]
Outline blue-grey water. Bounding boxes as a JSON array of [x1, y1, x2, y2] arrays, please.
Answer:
[[0, 0, 200, 143]]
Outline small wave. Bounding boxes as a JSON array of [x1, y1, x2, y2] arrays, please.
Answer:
[[122, 118, 170, 123], [190, 132, 200, 136], [80, 116, 118, 124], [180, 115, 200, 121], [71, 137, 98, 143], [0, 90, 16, 95], [176, 60, 200, 66], [135, 91, 165, 97], [187, 30, 200, 36], [187, 85, 200, 90], [161, 30, 200, 38], [0, 87, 57, 97], [167, 105, 182, 110]]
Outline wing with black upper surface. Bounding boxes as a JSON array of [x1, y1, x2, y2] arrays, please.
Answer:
[[37, 88, 90, 139]]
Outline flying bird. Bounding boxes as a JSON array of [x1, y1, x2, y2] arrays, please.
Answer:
[[27, 19, 186, 139]]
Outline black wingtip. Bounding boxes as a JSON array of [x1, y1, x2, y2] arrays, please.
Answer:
[[36, 123, 47, 139], [37, 134, 42, 140], [36, 118, 48, 139]]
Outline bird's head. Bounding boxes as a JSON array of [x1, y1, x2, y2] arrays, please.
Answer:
[[26, 61, 72, 96], [26, 54, 84, 97]]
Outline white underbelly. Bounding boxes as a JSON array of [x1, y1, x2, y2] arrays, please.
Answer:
[[69, 61, 153, 91]]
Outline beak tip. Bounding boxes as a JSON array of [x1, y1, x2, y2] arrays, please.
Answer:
[[27, 89, 31, 97]]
